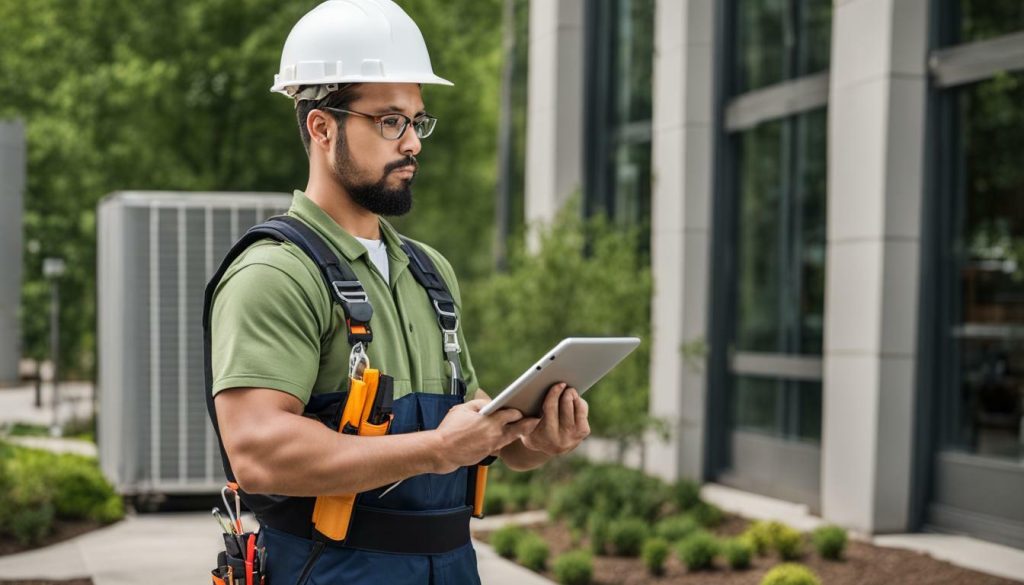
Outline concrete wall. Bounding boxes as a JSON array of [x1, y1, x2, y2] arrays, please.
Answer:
[[644, 0, 716, 483], [0, 120, 25, 385], [820, 0, 930, 534], [524, 0, 584, 243]]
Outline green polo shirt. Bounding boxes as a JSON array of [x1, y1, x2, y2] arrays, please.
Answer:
[[210, 190, 479, 403]]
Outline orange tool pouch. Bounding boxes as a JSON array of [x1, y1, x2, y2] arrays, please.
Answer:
[[311, 368, 394, 541]]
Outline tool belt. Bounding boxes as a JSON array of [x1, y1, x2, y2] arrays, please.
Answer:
[[203, 216, 495, 573]]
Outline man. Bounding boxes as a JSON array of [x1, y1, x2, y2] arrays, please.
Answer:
[[207, 1, 590, 583]]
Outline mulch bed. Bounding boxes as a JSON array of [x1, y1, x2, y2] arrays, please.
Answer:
[[475, 516, 1024, 585]]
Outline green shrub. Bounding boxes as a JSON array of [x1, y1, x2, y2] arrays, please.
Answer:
[[722, 537, 753, 569], [547, 463, 670, 530], [690, 501, 725, 528], [484, 483, 511, 516], [7, 502, 55, 545], [742, 521, 772, 556], [760, 563, 821, 585], [553, 551, 593, 585], [516, 533, 550, 572], [641, 537, 670, 576], [507, 484, 533, 512], [51, 454, 120, 520], [672, 479, 702, 512], [812, 525, 847, 560], [771, 524, 804, 560], [587, 513, 610, 555], [464, 207, 653, 445], [608, 517, 649, 557], [491, 525, 526, 559], [677, 531, 719, 571], [655, 514, 700, 542]]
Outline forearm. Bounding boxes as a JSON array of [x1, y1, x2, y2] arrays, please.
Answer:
[[499, 438, 553, 471], [232, 412, 444, 496]]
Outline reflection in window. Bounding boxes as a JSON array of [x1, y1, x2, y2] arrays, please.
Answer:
[[947, 72, 1024, 460], [584, 0, 653, 228], [735, 109, 826, 355], [734, 377, 822, 441], [954, 0, 1024, 45], [734, 0, 832, 95]]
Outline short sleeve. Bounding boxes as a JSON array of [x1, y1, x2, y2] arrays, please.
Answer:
[[210, 254, 326, 404]]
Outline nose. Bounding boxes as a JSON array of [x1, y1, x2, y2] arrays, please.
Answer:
[[399, 124, 421, 157]]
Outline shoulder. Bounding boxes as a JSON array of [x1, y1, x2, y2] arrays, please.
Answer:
[[214, 239, 331, 314], [401, 237, 461, 291]]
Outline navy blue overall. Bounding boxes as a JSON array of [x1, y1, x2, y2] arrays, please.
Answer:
[[203, 217, 485, 585]]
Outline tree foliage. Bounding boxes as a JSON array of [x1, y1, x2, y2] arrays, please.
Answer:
[[0, 0, 504, 376]]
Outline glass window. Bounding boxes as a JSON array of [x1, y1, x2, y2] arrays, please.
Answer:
[[735, 109, 827, 355], [732, 108, 826, 442], [584, 0, 654, 227], [734, 377, 822, 441], [955, 0, 1024, 45], [945, 71, 1024, 460], [734, 0, 832, 95]]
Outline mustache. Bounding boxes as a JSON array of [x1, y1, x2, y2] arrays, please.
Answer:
[[384, 156, 418, 174]]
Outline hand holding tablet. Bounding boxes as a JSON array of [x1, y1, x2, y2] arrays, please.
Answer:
[[479, 337, 641, 418]]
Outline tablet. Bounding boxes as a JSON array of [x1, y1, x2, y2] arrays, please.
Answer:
[[479, 337, 641, 417]]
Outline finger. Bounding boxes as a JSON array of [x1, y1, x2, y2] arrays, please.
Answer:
[[542, 383, 566, 431], [506, 417, 540, 438], [574, 396, 589, 430], [559, 386, 576, 430], [494, 408, 525, 425], [461, 398, 490, 412]]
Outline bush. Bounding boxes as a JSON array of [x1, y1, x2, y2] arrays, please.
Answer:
[[641, 537, 670, 576], [484, 483, 511, 516], [760, 563, 822, 585], [690, 501, 725, 528], [491, 525, 526, 559], [655, 514, 700, 542], [812, 525, 848, 560], [722, 537, 753, 570], [771, 524, 804, 560], [672, 479, 702, 512], [587, 513, 610, 555], [6, 503, 55, 546], [465, 206, 653, 445], [742, 521, 773, 556], [553, 551, 594, 585], [548, 463, 670, 530], [516, 533, 550, 572], [507, 484, 534, 512], [677, 531, 719, 571], [608, 517, 649, 557], [51, 454, 120, 520]]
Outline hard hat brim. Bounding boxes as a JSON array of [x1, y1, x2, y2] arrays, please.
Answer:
[[271, 74, 453, 95]]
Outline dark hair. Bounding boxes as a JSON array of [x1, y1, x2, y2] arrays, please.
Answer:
[[295, 84, 363, 154]]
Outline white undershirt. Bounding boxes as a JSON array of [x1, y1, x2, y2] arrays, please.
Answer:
[[354, 236, 390, 283]]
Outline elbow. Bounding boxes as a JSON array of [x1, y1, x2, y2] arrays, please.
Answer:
[[231, 459, 274, 494]]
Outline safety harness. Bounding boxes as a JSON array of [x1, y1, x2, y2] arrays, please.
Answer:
[[202, 216, 492, 558]]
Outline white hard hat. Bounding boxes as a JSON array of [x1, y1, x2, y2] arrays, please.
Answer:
[[271, 0, 453, 100]]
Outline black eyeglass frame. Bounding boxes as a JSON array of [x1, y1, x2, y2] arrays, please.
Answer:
[[322, 107, 437, 140]]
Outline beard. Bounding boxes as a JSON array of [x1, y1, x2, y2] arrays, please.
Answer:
[[331, 140, 416, 217]]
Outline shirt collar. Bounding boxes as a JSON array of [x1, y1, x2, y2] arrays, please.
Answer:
[[288, 190, 410, 274]]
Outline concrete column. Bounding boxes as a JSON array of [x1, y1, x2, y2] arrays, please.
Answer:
[[821, 0, 929, 533], [524, 0, 584, 235], [644, 0, 716, 483], [0, 120, 25, 385]]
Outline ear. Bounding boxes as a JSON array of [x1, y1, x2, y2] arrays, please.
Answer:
[[306, 109, 334, 153]]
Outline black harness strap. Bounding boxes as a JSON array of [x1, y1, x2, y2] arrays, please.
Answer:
[[400, 237, 466, 397]]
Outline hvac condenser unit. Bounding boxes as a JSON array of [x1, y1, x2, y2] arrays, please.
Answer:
[[98, 191, 292, 496]]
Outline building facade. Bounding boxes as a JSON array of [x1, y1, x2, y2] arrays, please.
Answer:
[[525, 0, 1024, 548]]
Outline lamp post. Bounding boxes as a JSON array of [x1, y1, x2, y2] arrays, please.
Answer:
[[43, 257, 65, 437]]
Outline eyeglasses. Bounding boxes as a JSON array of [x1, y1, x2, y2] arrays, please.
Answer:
[[322, 107, 437, 140]]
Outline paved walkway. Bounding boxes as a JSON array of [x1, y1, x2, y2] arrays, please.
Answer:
[[0, 511, 555, 584]]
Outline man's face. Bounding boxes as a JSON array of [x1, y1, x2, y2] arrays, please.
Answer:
[[328, 83, 425, 217]]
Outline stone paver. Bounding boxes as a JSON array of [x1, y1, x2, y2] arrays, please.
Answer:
[[0, 512, 555, 584]]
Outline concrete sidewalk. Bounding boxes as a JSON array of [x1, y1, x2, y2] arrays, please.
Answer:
[[0, 512, 555, 584]]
